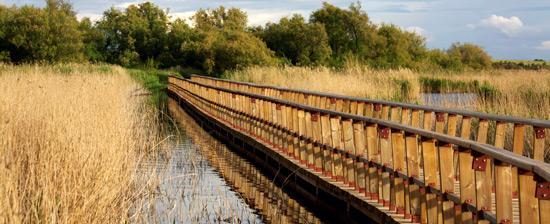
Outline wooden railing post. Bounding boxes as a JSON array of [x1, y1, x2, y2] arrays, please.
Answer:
[[405, 133, 421, 222], [494, 160, 513, 224], [421, 137, 438, 224], [353, 121, 366, 193], [379, 126, 392, 208], [518, 169, 539, 224], [343, 118, 356, 187], [312, 113, 323, 173], [320, 114, 333, 178], [366, 124, 379, 200], [392, 129, 406, 215], [330, 115, 344, 182]]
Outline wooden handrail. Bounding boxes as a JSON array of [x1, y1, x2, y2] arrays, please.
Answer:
[[169, 76, 550, 224], [190, 74, 549, 163]]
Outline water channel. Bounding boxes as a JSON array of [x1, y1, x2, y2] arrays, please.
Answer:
[[136, 99, 327, 223]]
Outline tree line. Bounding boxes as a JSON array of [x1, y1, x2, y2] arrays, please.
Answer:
[[0, 0, 494, 75]]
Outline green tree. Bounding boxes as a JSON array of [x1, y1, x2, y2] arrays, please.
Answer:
[[96, 2, 169, 67], [372, 24, 427, 69], [160, 18, 200, 67], [193, 6, 247, 32], [1, 0, 83, 63], [188, 7, 275, 75], [310, 2, 377, 63], [448, 42, 492, 70], [257, 15, 331, 66], [79, 18, 105, 61]]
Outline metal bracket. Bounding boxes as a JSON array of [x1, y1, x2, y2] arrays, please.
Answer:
[[472, 154, 489, 171], [535, 181, 550, 200], [330, 98, 337, 104], [374, 104, 382, 112], [275, 104, 282, 110], [379, 127, 390, 139], [535, 127, 546, 139], [311, 113, 319, 122], [436, 113, 445, 122]]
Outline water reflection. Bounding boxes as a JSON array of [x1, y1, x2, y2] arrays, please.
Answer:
[[421, 93, 478, 109], [136, 99, 323, 223]]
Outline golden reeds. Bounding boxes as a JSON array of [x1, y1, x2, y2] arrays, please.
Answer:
[[0, 64, 161, 223], [227, 65, 550, 120]]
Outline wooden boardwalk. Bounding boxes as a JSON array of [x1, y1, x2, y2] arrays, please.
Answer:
[[168, 76, 550, 224]]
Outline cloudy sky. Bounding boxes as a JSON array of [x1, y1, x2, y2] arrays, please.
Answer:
[[3, 0, 550, 60]]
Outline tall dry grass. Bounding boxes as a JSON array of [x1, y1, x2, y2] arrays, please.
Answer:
[[0, 64, 162, 223], [227, 65, 550, 120]]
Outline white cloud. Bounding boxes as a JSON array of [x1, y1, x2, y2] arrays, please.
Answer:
[[76, 13, 102, 22], [537, 40, 550, 50], [114, 1, 144, 9], [406, 26, 425, 36], [169, 11, 196, 23], [469, 15, 523, 37], [244, 9, 308, 26], [405, 26, 432, 41]]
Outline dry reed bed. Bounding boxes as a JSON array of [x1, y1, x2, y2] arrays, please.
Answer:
[[0, 64, 161, 223], [227, 66, 550, 120]]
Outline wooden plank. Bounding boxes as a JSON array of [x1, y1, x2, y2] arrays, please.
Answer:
[[366, 124, 379, 200], [380, 127, 392, 208], [494, 122, 507, 149], [494, 161, 513, 224], [475, 119, 492, 224], [320, 114, 333, 178], [518, 170, 539, 224], [330, 116, 344, 182], [343, 119, 356, 187], [353, 121, 366, 193], [424, 111, 433, 131], [405, 133, 421, 222], [421, 138, 438, 224], [312, 113, 323, 172], [512, 124, 525, 197], [392, 130, 406, 215], [305, 111, 314, 168], [533, 127, 545, 161], [401, 108, 411, 126], [458, 148, 476, 223]]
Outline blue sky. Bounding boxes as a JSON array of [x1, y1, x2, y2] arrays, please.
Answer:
[[2, 0, 550, 60]]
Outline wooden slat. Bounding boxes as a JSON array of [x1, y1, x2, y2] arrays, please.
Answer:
[[422, 138, 438, 224], [366, 124, 379, 200], [392, 130, 406, 215], [518, 170, 539, 224], [343, 119, 356, 187], [320, 114, 333, 177], [353, 121, 366, 193], [495, 161, 513, 224], [380, 127, 392, 208], [330, 116, 344, 182]]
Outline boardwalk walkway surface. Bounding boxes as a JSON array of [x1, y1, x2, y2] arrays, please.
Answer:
[[168, 75, 550, 224]]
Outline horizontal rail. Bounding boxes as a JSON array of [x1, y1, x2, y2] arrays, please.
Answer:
[[190, 75, 549, 128], [170, 76, 550, 224], [191, 74, 549, 163]]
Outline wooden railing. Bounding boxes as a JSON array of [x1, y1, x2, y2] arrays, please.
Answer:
[[190, 75, 550, 164], [169, 76, 550, 224]]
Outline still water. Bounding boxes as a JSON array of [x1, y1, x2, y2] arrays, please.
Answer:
[[135, 99, 323, 223], [421, 93, 478, 109]]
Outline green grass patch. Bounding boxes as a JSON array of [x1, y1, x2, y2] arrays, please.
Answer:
[[127, 68, 175, 108]]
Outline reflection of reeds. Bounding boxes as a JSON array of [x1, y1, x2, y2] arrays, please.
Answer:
[[168, 98, 323, 223], [0, 64, 162, 223]]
